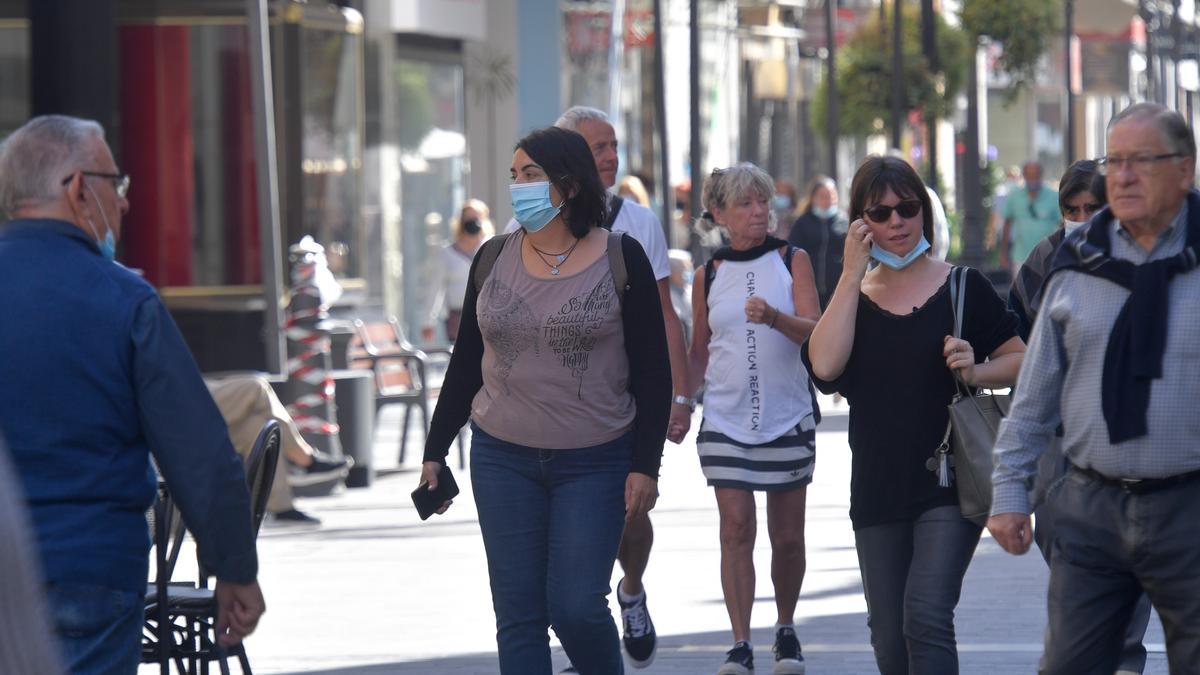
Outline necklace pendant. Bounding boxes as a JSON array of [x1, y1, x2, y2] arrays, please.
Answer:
[[555, 254, 567, 264], [550, 267, 560, 276]]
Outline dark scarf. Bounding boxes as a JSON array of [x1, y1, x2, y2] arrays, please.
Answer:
[[1046, 190, 1200, 444], [710, 235, 789, 262]]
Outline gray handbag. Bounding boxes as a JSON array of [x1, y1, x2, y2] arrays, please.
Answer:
[[933, 266, 1011, 526]]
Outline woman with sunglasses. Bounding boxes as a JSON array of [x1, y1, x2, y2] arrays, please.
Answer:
[[1008, 159, 1108, 341], [802, 156, 1024, 674]]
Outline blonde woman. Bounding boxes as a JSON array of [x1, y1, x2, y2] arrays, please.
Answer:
[[684, 163, 820, 675], [425, 199, 494, 342]]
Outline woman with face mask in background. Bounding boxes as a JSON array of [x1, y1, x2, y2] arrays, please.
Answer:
[[802, 156, 1025, 675], [787, 175, 849, 310], [1007, 159, 1108, 341], [420, 126, 671, 675], [424, 199, 494, 342]]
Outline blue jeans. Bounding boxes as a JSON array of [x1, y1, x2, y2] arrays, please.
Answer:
[[854, 505, 983, 675], [46, 582, 143, 675], [470, 424, 631, 675]]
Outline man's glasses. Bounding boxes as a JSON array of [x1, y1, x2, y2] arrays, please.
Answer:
[[1096, 153, 1182, 176], [61, 171, 131, 199], [1062, 202, 1102, 219], [863, 199, 922, 223]]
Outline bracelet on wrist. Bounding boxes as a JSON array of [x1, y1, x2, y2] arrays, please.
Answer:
[[673, 394, 696, 410], [767, 307, 779, 329]]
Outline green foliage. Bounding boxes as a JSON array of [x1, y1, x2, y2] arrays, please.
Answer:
[[961, 0, 1061, 95], [812, 4, 969, 139]]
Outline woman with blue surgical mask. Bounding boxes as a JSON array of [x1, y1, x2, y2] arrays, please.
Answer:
[[420, 126, 671, 675], [787, 175, 848, 309], [802, 155, 1025, 675]]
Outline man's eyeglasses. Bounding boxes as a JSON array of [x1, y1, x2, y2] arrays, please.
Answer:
[[61, 171, 131, 199], [1062, 202, 1102, 219], [863, 199, 922, 223], [1096, 153, 1182, 176]]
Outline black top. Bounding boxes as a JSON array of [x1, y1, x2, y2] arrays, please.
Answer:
[[801, 267, 1017, 529], [424, 234, 672, 477], [788, 210, 848, 309]]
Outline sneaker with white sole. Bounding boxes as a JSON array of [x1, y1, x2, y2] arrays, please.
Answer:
[[772, 626, 805, 674], [717, 641, 754, 675], [618, 581, 657, 668]]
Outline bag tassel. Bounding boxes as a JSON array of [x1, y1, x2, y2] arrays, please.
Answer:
[[938, 449, 951, 488]]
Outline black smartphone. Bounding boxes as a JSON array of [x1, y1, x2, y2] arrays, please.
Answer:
[[411, 465, 460, 520]]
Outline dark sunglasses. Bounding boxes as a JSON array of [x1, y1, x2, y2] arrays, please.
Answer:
[[863, 199, 921, 223], [1062, 203, 1101, 219]]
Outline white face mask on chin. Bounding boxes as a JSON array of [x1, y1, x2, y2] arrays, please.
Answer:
[[1063, 219, 1087, 233]]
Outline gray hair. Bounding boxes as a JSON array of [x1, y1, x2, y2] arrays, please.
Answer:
[[698, 162, 777, 231], [0, 115, 106, 220], [1108, 102, 1197, 160], [554, 106, 610, 132]]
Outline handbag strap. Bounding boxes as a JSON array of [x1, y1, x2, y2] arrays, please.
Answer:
[[947, 266, 971, 398]]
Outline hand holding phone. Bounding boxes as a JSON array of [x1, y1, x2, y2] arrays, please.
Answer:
[[412, 462, 460, 520]]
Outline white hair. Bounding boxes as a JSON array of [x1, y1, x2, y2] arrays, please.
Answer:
[[0, 115, 105, 220], [554, 106, 610, 132], [697, 162, 778, 232]]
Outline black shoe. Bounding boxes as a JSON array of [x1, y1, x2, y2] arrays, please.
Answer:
[[772, 626, 805, 674], [718, 641, 754, 675], [618, 580, 657, 668], [290, 453, 352, 486], [270, 508, 321, 525]]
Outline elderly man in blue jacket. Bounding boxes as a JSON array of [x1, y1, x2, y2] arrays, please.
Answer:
[[0, 115, 265, 674]]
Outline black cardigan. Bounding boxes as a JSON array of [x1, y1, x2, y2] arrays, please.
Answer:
[[423, 233, 672, 477]]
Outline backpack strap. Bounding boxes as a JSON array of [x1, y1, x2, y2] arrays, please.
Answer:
[[473, 233, 512, 294], [607, 230, 628, 308], [602, 196, 625, 231], [785, 244, 797, 273]]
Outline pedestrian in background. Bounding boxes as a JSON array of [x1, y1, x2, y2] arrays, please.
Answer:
[[684, 163, 820, 675], [618, 174, 652, 208], [425, 198, 494, 343], [803, 155, 1024, 675], [787, 174, 848, 310], [1004, 158, 1153, 675], [999, 161, 1061, 275], [990, 103, 1200, 674], [421, 126, 670, 675]]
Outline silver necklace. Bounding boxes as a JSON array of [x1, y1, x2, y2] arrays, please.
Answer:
[[529, 238, 580, 275]]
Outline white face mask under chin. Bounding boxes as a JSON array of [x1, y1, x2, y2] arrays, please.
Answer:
[[1063, 219, 1087, 233]]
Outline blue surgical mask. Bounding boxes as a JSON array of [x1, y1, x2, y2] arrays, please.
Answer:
[[813, 204, 839, 219], [83, 183, 117, 261], [773, 195, 792, 210], [510, 181, 563, 233], [870, 235, 931, 270]]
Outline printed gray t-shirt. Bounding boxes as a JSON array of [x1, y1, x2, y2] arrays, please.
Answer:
[[471, 232, 634, 449]]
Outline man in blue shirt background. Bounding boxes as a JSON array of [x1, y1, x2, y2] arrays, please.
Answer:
[[0, 115, 265, 673]]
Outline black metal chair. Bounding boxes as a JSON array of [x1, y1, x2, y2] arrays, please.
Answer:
[[142, 420, 280, 674]]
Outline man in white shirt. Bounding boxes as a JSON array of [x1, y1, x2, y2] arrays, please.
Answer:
[[507, 106, 689, 670]]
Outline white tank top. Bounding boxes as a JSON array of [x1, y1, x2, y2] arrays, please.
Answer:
[[703, 249, 813, 444]]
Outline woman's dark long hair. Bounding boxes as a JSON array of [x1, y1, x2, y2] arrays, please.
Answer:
[[1058, 159, 1107, 214], [515, 127, 607, 239], [848, 156, 934, 244]]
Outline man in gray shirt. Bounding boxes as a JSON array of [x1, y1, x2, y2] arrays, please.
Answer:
[[988, 103, 1200, 674]]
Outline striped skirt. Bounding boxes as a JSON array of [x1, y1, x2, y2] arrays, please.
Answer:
[[696, 414, 816, 492]]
